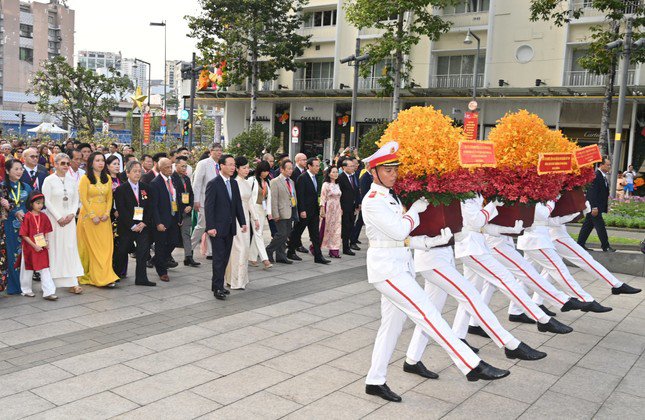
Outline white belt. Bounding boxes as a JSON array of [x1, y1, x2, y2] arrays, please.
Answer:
[[532, 221, 547, 226], [369, 240, 408, 248], [462, 226, 482, 233]]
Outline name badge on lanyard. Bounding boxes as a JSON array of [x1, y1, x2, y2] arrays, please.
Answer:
[[133, 207, 144, 221], [33, 214, 47, 247], [182, 193, 190, 204], [171, 201, 178, 213]]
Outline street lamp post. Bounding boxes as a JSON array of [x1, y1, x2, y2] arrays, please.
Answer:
[[340, 38, 370, 149], [150, 20, 167, 142], [463, 29, 481, 102]]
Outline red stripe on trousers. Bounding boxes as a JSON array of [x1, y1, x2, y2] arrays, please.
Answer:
[[555, 239, 614, 287], [470, 256, 540, 321], [538, 249, 585, 301], [493, 247, 565, 306], [433, 269, 505, 345], [385, 279, 474, 371]]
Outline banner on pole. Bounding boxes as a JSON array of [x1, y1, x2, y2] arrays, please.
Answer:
[[463, 111, 479, 140], [143, 113, 151, 145]]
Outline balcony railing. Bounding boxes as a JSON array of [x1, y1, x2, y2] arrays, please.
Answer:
[[259, 80, 275, 91], [294, 78, 333, 90], [358, 77, 384, 90], [564, 69, 635, 86], [430, 74, 484, 89]]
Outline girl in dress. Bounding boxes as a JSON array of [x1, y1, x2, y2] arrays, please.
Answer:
[[4, 159, 31, 295], [19, 192, 57, 300], [248, 160, 273, 270], [319, 166, 343, 258]]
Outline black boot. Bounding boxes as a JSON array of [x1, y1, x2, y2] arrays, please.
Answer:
[[403, 361, 439, 379], [537, 318, 573, 334], [611, 283, 641, 295], [365, 383, 402, 402], [468, 325, 490, 339], [461, 338, 479, 354], [581, 301, 613, 313], [505, 342, 547, 361], [466, 361, 510, 382], [508, 313, 536, 324], [539, 305, 556, 317], [561, 298, 587, 312]]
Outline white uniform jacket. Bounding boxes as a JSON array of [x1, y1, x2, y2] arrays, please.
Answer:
[[362, 183, 420, 283], [516, 201, 555, 251], [483, 223, 515, 249], [547, 212, 580, 241], [454, 194, 499, 259], [414, 246, 455, 273]]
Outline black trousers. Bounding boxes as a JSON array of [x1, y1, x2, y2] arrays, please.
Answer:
[[266, 219, 292, 261], [289, 212, 322, 257], [210, 234, 233, 292], [341, 207, 356, 251], [114, 228, 150, 284], [153, 224, 178, 276], [287, 218, 307, 251], [577, 212, 610, 250], [351, 211, 364, 244]]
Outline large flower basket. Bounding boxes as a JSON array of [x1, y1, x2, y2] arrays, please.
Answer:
[[411, 200, 463, 239], [551, 188, 586, 217], [491, 202, 535, 228]]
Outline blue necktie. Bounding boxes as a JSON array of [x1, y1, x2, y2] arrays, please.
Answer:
[[312, 175, 317, 192], [225, 179, 232, 199]]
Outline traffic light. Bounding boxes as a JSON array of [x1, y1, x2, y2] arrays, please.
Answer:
[[182, 121, 190, 138]]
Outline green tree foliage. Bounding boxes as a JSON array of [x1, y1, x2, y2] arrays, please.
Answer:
[[187, 0, 311, 125], [226, 124, 281, 161], [29, 56, 132, 136], [358, 122, 388, 159]]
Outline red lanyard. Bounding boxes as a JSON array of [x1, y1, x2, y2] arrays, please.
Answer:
[[213, 160, 220, 175], [33, 212, 41, 233], [165, 178, 175, 198], [286, 179, 293, 196]]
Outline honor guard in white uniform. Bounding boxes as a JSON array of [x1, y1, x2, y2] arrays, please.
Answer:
[[517, 202, 612, 313], [404, 230, 547, 369], [452, 195, 574, 340], [362, 142, 510, 403], [548, 201, 641, 296]]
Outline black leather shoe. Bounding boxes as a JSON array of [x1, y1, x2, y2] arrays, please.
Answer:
[[296, 246, 309, 254], [365, 383, 402, 402], [505, 342, 547, 361], [214, 290, 226, 300], [509, 313, 536, 324], [466, 361, 510, 382], [612, 283, 642, 295], [468, 325, 490, 339], [287, 253, 302, 261], [537, 318, 573, 334], [276, 258, 293, 264], [578, 243, 593, 251], [343, 250, 356, 256], [222, 288, 230, 295], [184, 257, 201, 267], [314, 257, 331, 264], [206, 256, 213, 260], [461, 338, 479, 354], [350, 243, 361, 251], [355, 240, 362, 244], [135, 281, 157, 287], [403, 361, 439, 379], [581, 300, 613, 313], [267, 255, 275, 263], [146, 260, 154, 268], [603, 247, 617, 253], [165, 260, 179, 269], [561, 297, 587, 312], [539, 305, 556, 317]]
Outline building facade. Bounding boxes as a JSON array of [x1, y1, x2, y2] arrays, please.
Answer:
[[78, 50, 122, 72], [195, 0, 644, 169], [0, 0, 74, 127]]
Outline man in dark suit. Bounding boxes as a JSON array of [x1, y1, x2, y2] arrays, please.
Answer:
[[338, 158, 360, 255], [290, 153, 307, 183], [205, 154, 247, 300], [288, 153, 309, 254], [150, 158, 181, 282], [142, 152, 167, 184], [172, 156, 199, 267], [20, 148, 48, 191], [351, 159, 371, 246], [288, 158, 330, 264], [578, 157, 615, 252], [113, 160, 156, 286]]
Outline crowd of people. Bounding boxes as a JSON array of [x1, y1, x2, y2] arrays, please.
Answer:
[[0, 138, 371, 301]]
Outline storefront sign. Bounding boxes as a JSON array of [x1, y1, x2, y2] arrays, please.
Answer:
[[537, 153, 574, 175], [363, 118, 388, 123], [246, 116, 270, 122], [463, 111, 479, 140], [459, 140, 496, 168], [143, 113, 151, 145], [301, 116, 322, 121], [574, 145, 602, 167]]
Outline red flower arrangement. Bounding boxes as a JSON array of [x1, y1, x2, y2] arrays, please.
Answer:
[[479, 167, 566, 204], [394, 168, 482, 206], [561, 165, 595, 191]]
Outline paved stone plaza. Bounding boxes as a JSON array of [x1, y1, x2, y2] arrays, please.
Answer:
[[0, 244, 643, 419]]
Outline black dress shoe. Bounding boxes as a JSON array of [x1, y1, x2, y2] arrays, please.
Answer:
[[350, 243, 361, 251], [537, 318, 573, 334], [343, 250, 356, 256], [509, 313, 537, 324], [505, 342, 547, 361], [561, 297, 587, 312], [222, 288, 230, 295], [314, 257, 331, 264], [603, 247, 617, 253], [403, 361, 439, 379], [612, 283, 642, 295], [468, 325, 490, 339], [365, 383, 402, 402], [355, 240, 362, 244], [206, 256, 213, 260], [214, 290, 227, 300], [461, 338, 479, 354], [539, 305, 557, 317], [267, 255, 275, 263], [184, 257, 201, 267], [135, 281, 157, 287], [169, 257, 177, 264], [578, 243, 593, 251], [287, 253, 302, 261], [146, 260, 154, 268], [581, 300, 613, 313], [466, 361, 510, 382], [296, 246, 309, 254], [276, 258, 293, 264], [165, 260, 179, 269]]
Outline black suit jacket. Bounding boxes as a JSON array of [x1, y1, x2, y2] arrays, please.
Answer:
[[172, 172, 194, 215], [358, 171, 374, 203], [338, 172, 358, 212], [141, 170, 157, 185], [20, 164, 48, 191], [114, 181, 154, 235], [586, 169, 610, 213], [296, 171, 319, 216], [291, 166, 304, 183], [150, 175, 181, 228], [204, 175, 246, 237]]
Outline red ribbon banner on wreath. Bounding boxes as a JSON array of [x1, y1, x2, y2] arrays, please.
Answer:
[[537, 152, 574, 175], [574, 145, 602, 167], [458, 140, 496, 168]]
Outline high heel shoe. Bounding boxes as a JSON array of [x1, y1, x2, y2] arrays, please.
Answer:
[[329, 250, 341, 259]]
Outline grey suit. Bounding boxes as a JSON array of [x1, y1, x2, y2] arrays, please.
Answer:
[[266, 174, 296, 262]]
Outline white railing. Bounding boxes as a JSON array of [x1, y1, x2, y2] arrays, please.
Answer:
[[564, 69, 635, 86], [571, 0, 640, 16], [430, 74, 484, 89], [358, 77, 384, 90], [294, 78, 333, 90], [259, 80, 275, 91]]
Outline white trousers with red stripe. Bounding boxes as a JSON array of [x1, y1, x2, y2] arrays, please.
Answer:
[[406, 266, 519, 364], [523, 248, 594, 303], [553, 237, 622, 288], [453, 254, 551, 339], [366, 273, 481, 384]]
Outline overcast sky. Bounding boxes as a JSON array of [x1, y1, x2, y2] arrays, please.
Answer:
[[66, 0, 201, 78]]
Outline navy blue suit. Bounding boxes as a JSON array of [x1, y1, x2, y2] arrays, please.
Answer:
[[20, 164, 48, 191], [578, 169, 611, 250], [205, 175, 246, 292], [150, 174, 181, 276]]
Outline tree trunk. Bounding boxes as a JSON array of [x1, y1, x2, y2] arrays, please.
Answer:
[[391, 13, 405, 120], [250, 48, 258, 128], [599, 20, 621, 156]]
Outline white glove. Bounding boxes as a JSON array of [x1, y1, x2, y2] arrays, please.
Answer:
[[491, 199, 504, 207], [408, 228, 453, 250], [583, 201, 591, 216], [409, 197, 429, 214], [508, 220, 524, 234]]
